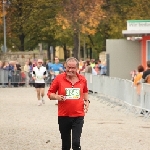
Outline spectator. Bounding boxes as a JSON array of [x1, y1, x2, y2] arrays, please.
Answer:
[[0, 61, 3, 86], [0, 61, 3, 69], [12, 61, 20, 87], [134, 65, 144, 95], [100, 61, 107, 75], [16, 61, 21, 71], [94, 62, 100, 75], [79, 58, 84, 71], [142, 60, 150, 83], [80, 61, 86, 73], [3, 61, 9, 86], [90, 59, 95, 68], [130, 70, 137, 82], [85, 61, 92, 73], [24, 61, 30, 87], [63, 61, 67, 71], [98, 60, 102, 73], [8, 61, 14, 87], [3, 61, 9, 70]]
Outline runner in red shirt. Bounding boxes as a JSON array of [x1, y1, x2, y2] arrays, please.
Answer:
[[47, 57, 90, 150]]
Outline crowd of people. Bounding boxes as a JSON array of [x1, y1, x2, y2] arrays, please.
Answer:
[[78, 59, 107, 75], [0, 60, 36, 87], [0, 58, 107, 88]]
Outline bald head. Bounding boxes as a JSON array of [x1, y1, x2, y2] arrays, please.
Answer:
[[37, 59, 43, 63]]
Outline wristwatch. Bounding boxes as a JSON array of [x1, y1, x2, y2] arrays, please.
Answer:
[[84, 100, 90, 103]]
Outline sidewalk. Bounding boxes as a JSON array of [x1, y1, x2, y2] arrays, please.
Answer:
[[0, 87, 150, 150]]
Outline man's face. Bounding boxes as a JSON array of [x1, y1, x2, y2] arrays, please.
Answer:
[[66, 61, 78, 77], [37, 60, 43, 67], [55, 58, 59, 64]]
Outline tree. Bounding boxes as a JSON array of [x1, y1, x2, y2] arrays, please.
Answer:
[[56, 0, 104, 59], [7, 0, 60, 51], [0, 3, 2, 24], [101, 0, 150, 40], [0, 3, 3, 46]]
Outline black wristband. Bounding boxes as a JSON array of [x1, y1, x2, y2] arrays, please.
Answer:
[[43, 71, 46, 75], [84, 100, 90, 103]]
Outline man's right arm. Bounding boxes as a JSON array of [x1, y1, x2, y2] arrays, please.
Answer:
[[47, 76, 59, 100], [47, 76, 65, 101], [32, 68, 36, 80], [49, 64, 54, 75]]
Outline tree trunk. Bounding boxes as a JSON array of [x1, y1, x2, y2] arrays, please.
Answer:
[[89, 47, 92, 59], [64, 43, 67, 60], [73, 32, 79, 59], [53, 46, 56, 59], [47, 43, 50, 60], [86, 47, 89, 58], [19, 33, 25, 51], [80, 46, 84, 59]]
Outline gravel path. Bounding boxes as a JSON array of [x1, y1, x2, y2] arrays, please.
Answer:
[[0, 87, 150, 150]]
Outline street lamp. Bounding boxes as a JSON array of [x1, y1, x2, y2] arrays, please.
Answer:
[[3, 0, 11, 53]]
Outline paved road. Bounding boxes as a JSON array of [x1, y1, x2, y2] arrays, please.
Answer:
[[0, 87, 150, 150]]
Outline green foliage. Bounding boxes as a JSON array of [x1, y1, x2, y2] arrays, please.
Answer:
[[7, 0, 60, 51]]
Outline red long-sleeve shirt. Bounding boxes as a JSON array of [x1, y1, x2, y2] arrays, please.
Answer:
[[47, 73, 88, 117]]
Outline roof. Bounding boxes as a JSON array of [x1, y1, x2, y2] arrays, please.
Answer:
[[122, 30, 150, 37]]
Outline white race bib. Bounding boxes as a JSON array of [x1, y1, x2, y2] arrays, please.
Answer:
[[36, 75, 43, 80], [65, 88, 80, 99], [54, 71, 59, 76]]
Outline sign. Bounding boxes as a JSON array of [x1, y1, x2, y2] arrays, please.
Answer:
[[127, 20, 150, 31]]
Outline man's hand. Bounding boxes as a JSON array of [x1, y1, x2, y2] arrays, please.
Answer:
[[33, 76, 36, 80], [43, 75, 46, 79], [84, 100, 89, 113], [55, 95, 66, 101], [50, 71, 54, 75]]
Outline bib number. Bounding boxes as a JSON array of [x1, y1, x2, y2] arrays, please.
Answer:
[[36, 75, 43, 80], [54, 71, 59, 76], [65, 88, 80, 99]]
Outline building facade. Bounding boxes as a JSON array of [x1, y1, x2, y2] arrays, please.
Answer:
[[122, 20, 150, 68]]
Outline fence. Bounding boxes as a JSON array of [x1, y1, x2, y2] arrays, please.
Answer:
[[0, 69, 52, 87], [1, 70, 150, 116], [0, 69, 27, 87], [82, 73, 150, 118]]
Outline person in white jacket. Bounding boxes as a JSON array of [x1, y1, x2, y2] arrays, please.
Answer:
[[32, 59, 47, 106]]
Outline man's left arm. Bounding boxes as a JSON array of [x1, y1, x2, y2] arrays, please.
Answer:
[[43, 67, 47, 79], [84, 93, 90, 113], [83, 79, 90, 113]]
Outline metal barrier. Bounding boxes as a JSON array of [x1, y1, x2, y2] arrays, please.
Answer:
[[0, 69, 52, 87], [0, 69, 28, 87], [0, 69, 9, 84], [83, 73, 150, 117]]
